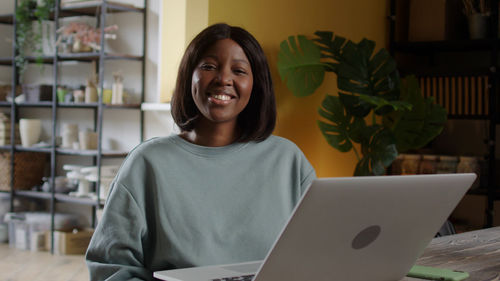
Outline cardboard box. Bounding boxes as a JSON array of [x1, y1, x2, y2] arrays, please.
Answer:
[[50, 229, 94, 255]]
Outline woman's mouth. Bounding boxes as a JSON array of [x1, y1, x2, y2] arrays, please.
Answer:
[[208, 92, 235, 105], [212, 94, 232, 101]]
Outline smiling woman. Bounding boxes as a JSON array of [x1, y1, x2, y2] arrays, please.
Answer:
[[85, 23, 316, 281], [189, 38, 254, 144]]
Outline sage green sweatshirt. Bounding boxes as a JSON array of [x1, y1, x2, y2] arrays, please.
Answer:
[[86, 135, 316, 280]]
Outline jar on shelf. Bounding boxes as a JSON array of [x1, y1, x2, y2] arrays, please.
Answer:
[[419, 154, 438, 174], [391, 154, 405, 175], [457, 156, 480, 189], [401, 154, 421, 175], [436, 155, 459, 174]]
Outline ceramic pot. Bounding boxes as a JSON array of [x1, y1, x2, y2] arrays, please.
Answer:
[[19, 119, 41, 147]]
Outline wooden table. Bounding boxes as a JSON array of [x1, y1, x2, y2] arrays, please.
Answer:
[[402, 226, 500, 280]]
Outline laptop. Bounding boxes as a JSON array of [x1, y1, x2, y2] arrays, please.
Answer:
[[154, 173, 476, 281]]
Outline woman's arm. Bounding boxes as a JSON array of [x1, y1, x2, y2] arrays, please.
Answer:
[[86, 182, 152, 281]]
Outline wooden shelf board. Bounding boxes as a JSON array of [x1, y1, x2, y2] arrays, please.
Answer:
[[0, 57, 12, 66], [15, 101, 53, 107], [55, 193, 101, 206], [15, 190, 52, 200], [58, 52, 142, 61], [60, 1, 144, 15], [56, 148, 128, 157], [23, 53, 143, 63], [11, 102, 141, 109], [57, 102, 99, 108], [0, 14, 13, 24], [104, 103, 141, 109], [393, 39, 500, 53], [13, 190, 102, 206], [14, 145, 52, 153]]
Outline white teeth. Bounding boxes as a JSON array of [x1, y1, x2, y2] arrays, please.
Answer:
[[213, 94, 231, 101]]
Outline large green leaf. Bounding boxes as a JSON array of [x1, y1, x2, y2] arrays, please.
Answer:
[[338, 93, 374, 117], [354, 127, 398, 176], [387, 76, 447, 152], [357, 94, 412, 113], [277, 35, 325, 97], [338, 39, 400, 101], [313, 33, 401, 124], [317, 95, 366, 152], [313, 31, 346, 64]]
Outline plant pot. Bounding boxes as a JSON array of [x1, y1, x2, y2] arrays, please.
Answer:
[[468, 13, 488, 39]]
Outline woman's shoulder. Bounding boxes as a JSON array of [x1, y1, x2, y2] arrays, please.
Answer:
[[264, 135, 301, 149], [129, 135, 179, 155], [255, 135, 305, 156], [114, 135, 180, 181]]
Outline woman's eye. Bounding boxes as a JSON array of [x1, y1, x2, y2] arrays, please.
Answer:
[[200, 64, 216, 70], [234, 68, 247, 75]]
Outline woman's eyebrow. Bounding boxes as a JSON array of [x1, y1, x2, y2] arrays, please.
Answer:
[[233, 59, 250, 65], [202, 54, 250, 65]]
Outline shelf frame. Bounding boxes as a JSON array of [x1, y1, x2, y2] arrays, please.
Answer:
[[2, 0, 147, 253], [388, 0, 500, 228]]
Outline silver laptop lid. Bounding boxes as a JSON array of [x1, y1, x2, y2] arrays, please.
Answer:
[[254, 173, 476, 281]]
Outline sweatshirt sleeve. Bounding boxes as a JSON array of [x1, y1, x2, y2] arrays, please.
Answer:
[[86, 181, 152, 281], [299, 148, 317, 195]]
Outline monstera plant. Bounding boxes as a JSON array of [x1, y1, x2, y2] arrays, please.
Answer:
[[277, 31, 447, 176]]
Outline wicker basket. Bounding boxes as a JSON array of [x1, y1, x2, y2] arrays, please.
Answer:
[[0, 152, 48, 191]]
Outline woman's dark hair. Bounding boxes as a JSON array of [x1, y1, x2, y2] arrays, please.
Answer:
[[171, 23, 276, 142]]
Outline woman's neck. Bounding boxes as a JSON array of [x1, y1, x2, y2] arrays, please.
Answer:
[[180, 119, 240, 147]]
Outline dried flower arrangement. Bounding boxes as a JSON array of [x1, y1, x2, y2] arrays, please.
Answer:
[[56, 22, 118, 52]]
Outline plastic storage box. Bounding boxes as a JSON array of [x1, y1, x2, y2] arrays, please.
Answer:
[[4, 212, 83, 251]]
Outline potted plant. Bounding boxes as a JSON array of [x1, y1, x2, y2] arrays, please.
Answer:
[[15, 0, 55, 80], [462, 0, 490, 39], [277, 31, 447, 176]]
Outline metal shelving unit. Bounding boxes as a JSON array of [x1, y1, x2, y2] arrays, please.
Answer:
[[389, 0, 499, 227], [1, 0, 147, 252]]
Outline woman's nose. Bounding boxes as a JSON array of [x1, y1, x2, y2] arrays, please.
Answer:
[[215, 67, 233, 85]]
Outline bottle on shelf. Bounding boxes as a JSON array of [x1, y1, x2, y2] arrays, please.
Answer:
[[111, 72, 124, 105], [84, 79, 98, 103]]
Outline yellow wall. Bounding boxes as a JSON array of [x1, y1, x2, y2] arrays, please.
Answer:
[[207, 0, 388, 177], [159, 0, 208, 102]]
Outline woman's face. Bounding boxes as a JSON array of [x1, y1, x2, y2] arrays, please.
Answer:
[[191, 39, 253, 128]]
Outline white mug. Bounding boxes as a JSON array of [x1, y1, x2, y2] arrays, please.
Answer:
[[19, 119, 42, 147]]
